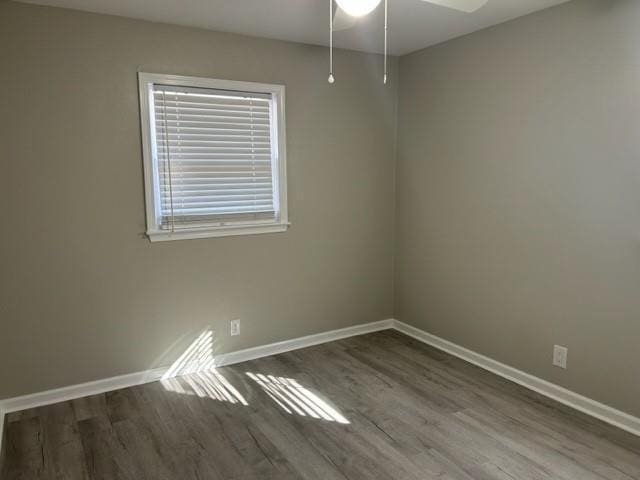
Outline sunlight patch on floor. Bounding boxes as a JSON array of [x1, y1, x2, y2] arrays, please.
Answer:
[[246, 372, 350, 424], [159, 328, 248, 405], [157, 328, 347, 420], [161, 370, 249, 405]]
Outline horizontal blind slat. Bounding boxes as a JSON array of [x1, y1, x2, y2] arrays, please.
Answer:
[[162, 184, 273, 190], [162, 190, 273, 198], [162, 198, 273, 207], [156, 119, 270, 130], [157, 156, 271, 162], [156, 109, 270, 120], [155, 134, 270, 142], [154, 86, 270, 101], [161, 187, 273, 195], [161, 205, 275, 213], [155, 106, 270, 118], [154, 100, 269, 112], [161, 173, 273, 179], [157, 147, 271, 154], [154, 93, 270, 105], [156, 123, 270, 130], [156, 126, 270, 135], [157, 140, 271, 147]]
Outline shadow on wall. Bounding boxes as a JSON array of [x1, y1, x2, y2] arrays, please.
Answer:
[[158, 328, 349, 424]]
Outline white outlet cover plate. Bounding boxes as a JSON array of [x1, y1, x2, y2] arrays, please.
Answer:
[[553, 345, 568, 369], [230, 319, 241, 336]]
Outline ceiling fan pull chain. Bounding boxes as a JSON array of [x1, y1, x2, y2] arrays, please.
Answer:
[[328, 0, 335, 83], [384, 0, 388, 84]]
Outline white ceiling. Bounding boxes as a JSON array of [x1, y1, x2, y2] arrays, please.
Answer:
[[18, 0, 572, 55]]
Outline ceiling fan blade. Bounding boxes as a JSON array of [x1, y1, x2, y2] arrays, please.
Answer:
[[333, 6, 358, 31], [420, 0, 488, 13]]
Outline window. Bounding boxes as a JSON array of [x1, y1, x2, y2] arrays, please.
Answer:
[[138, 73, 288, 241]]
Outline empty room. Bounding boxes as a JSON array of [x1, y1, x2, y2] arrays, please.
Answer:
[[1, 0, 639, 478]]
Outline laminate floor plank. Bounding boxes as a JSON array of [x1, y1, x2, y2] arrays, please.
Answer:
[[2, 330, 639, 479]]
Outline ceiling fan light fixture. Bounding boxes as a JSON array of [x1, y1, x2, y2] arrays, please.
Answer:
[[335, 0, 382, 17], [328, 0, 486, 85]]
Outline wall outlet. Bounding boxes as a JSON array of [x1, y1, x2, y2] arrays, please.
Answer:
[[553, 345, 568, 369], [230, 319, 241, 336]]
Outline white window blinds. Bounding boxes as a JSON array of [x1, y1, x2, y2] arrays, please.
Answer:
[[139, 74, 288, 241], [151, 84, 278, 229]]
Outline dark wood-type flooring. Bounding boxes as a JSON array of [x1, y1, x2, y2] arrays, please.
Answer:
[[2, 330, 640, 479]]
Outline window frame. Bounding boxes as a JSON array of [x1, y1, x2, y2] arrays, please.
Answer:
[[138, 72, 289, 242]]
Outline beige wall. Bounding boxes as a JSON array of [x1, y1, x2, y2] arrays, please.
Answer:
[[2, 0, 639, 420], [396, 0, 640, 417], [0, 2, 397, 398]]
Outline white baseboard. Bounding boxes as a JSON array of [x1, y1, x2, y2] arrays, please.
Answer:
[[0, 317, 638, 443], [0, 367, 169, 415], [0, 319, 394, 415], [0, 407, 5, 463], [212, 318, 394, 368], [393, 320, 640, 438]]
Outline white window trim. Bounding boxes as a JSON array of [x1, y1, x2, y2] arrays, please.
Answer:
[[138, 72, 289, 242]]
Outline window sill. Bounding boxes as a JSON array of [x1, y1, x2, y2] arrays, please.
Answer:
[[147, 223, 290, 242]]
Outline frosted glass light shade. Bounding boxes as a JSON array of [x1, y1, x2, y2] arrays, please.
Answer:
[[335, 0, 382, 17]]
